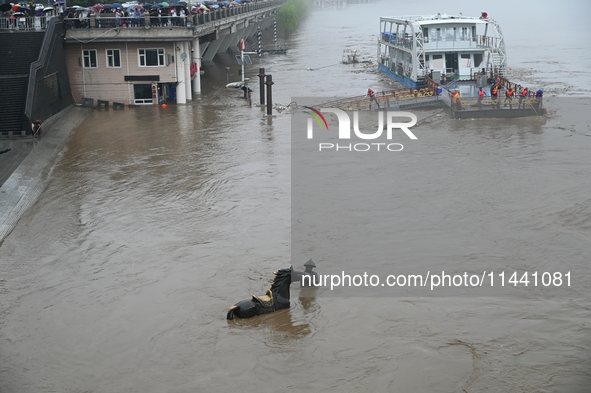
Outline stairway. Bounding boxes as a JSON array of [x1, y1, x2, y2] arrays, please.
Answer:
[[0, 31, 45, 136], [487, 18, 507, 77]]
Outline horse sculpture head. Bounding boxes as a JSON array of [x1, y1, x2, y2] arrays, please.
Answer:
[[270, 267, 293, 307]]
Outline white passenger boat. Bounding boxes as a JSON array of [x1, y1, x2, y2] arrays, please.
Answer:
[[378, 12, 507, 88]]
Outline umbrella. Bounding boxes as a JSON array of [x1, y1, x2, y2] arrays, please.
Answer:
[[14, 11, 24, 15], [12, 4, 21, 11], [133, 4, 144, 8], [93, 4, 104, 9], [161, 2, 169, 7], [111, 3, 123, 8], [54, 1, 64, 4], [0, 3, 12, 12], [43, 6, 54, 11]]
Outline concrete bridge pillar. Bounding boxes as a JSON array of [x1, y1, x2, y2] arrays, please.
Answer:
[[183, 41, 192, 101], [192, 38, 201, 95], [202, 34, 224, 63], [176, 41, 187, 104]]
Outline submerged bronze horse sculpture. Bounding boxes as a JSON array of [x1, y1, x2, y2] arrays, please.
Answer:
[[227, 267, 293, 320]]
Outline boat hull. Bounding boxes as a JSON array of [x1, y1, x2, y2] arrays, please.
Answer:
[[378, 64, 423, 89]]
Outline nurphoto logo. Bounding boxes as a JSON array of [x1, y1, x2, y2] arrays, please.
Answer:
[[302, 106, 418, 152]]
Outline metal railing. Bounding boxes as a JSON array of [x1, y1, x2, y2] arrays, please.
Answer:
[[316, 87, 439, 111], [0, 1, 284, 31], [63, 0, 285, 30], [0, 16, 50, 30], [450, 96, 543, 111]]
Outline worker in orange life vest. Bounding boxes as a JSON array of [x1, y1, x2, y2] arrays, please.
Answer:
[[519, 87, 528, 109], [504, 87, 514, 109], [490, 84, 500, 109], [477, 87, 485, 110]]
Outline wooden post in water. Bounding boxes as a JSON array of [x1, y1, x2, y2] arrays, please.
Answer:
[[265, 74, 274, 116], [258, 68, 266, 106]]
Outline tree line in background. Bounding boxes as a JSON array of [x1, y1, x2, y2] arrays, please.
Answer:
[[276, 0, 310, 37]]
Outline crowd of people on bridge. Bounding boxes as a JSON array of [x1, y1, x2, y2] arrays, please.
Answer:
[[62, 0, 263, 29], [1, 0, 266, 30]]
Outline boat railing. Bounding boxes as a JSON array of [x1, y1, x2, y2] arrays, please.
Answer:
[[449, 95, 543, 111], [496, 75, 527, 95], [314, 87, 440, 110], [381, 32, 498, 51]]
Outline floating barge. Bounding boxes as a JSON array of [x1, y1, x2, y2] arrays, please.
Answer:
[[314, 75, 545, 119], [261, 47, 288, 55]]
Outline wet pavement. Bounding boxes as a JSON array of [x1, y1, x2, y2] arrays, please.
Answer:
[[0, 139, 34, 189], [0, 106, 89, 242]]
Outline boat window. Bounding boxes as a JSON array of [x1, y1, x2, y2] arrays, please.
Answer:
[[434, 28, 441, 41], [461, 27, 469, 41], [473, 53, 483, 68], [423, 28, 428, 43], [445, 27, 455, 41], [431, 54, 443, 68], [461, 54, 471, 67]]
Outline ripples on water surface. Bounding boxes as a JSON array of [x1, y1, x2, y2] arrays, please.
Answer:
[[1, 0, 591, 391]]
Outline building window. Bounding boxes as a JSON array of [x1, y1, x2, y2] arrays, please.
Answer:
[[138, 49, 165, 67], [133, 84, 153, 105], [106, 49, 121, 68], [83, 50, 97, 68]]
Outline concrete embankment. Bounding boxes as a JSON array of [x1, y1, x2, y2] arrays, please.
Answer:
[[0, 106, 89, 243]]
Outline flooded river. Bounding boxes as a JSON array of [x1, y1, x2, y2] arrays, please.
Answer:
[[1, 0, 591, 391]]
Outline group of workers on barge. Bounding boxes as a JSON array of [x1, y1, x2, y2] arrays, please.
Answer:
[[451, 81, 543, 112]]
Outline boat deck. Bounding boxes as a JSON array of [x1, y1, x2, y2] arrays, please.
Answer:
[[449, 102, 545, 119]]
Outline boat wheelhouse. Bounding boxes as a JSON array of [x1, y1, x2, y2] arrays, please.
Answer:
[[378, 12, 507, 88]]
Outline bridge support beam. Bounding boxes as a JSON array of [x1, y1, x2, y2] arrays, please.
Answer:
[[192, 39, 201, 95], [183, 41, 192, 101], [176, 41, 187, 104]]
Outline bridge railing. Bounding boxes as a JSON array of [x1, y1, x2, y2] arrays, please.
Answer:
[[60, 0, 285, 30], [0, 16, 51, 31], [0, 1, 284, 31]]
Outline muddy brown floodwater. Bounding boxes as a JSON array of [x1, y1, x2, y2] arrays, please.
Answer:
[[1, 1, 591, 392]]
